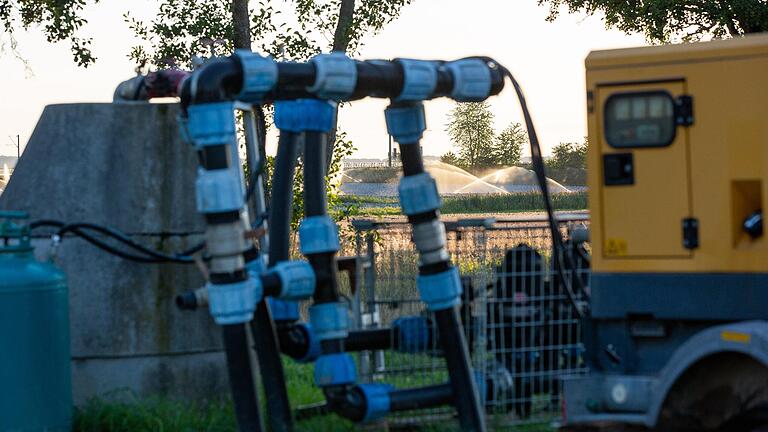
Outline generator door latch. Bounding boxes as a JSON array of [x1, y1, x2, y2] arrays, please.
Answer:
[[675, 95, 694, 126], [682, 217, 699, 249], [603, 153, 634, 186]]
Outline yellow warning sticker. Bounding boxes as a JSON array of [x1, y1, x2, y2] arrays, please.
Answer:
[[721, 330, 751, 344], [604, 238, 628, 257]]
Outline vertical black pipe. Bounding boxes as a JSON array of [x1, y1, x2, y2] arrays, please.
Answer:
[[250, 305, 293, 431], [304, 131, 342, 309], [251, 131, 301, 432], [268, 132, 301, 264], [398, 139, 486, 432], [222, 324, 264, 432], [303, 131, 328, 217], [434, 309, 485, 431]]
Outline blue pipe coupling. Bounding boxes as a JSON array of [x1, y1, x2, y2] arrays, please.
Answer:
[[267, 297, 300, 322], [207, 277, 262, 325], [393, 316, 431, 353], [294, 322, 321, 363], [357, 384, 395, 422], [384, 102, 426, 144], [186, 102, 237, 147], [299, 216, 340, 255], [416, 267, 462, 311], [314, 353, 356, 387], [272, 260, 315, 300], [398, 172, 441, 216], [309, 302, 350, 340], [274, 99, 337, 133]]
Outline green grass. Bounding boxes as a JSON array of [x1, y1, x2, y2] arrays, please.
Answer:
[[73, 358, 557, 431], [340, 192, 587, 216]]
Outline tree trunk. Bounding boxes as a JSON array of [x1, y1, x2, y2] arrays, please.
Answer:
[[231, 0, 251, 49], [326, 0, 356, 170], [332, 0, 356, 52]]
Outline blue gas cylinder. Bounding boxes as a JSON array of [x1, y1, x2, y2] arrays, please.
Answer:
[[0, 211, 72, 431]]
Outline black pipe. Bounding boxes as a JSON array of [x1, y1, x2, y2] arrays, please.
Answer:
[[389, 383, 454, 412], [344, 328, 393, 352], [396, 136, 486, 431], [222, 324, 264, 432], [398, 142, 424, 175], [304, 132, 342, 307], [180, 57, 243, 108], [326, 383, 456, 423], [192, 105, 263, 431], [434, 308, 485, 431], [251, 131, 302, 432], [267, 132, 301, 265], [181, 55, 505, 108], [249, 303, 294, 432], [303, 131, 328, 217]]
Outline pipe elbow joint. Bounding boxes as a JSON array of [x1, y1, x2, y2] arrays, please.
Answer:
[[182, 56, 243, 109]]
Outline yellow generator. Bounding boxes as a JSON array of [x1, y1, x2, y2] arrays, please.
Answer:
[[561, 34, 768, 431]]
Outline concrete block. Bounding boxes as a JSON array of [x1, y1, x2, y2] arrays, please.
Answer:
[[0, 103, 229, 404]]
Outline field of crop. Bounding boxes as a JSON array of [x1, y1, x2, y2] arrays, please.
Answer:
[[340, 192, 587, 216]]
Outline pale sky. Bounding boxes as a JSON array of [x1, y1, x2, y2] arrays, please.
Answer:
[[0, 0, 647, 158]]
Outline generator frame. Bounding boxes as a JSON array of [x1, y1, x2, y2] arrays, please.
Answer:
[[561, 34, 768, 430]]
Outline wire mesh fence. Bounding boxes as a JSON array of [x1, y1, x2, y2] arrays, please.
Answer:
[[348, 215, 590, 428]]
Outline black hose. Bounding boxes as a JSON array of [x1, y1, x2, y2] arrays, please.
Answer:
[[252, 130, 302, 432], [502, 68, 585, 319], [30, 219, 204, 263], [57, 223, 194, 263], [222, 324, 264, 432]]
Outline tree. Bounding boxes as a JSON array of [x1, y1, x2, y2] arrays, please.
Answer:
[[493, 122, 526, 166], [0, 1, 97, 67], [547, 140, 587, 170], [538, 0, 768, 43], [440, 151, 461, 166], [445, 102, 496, 169], [126, 0, 413, 68]]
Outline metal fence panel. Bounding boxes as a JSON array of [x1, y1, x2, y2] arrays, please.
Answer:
[[351, 216, 590, 428]]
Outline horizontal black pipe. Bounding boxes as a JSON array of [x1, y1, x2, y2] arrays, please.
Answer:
[[389, 383, 454, 412], [181, 56, 505, 109], [326, 383, 455, 423], [343, 328, 393, 351]]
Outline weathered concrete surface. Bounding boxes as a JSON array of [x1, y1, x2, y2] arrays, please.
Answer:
[[0, 103, 228, 404]]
